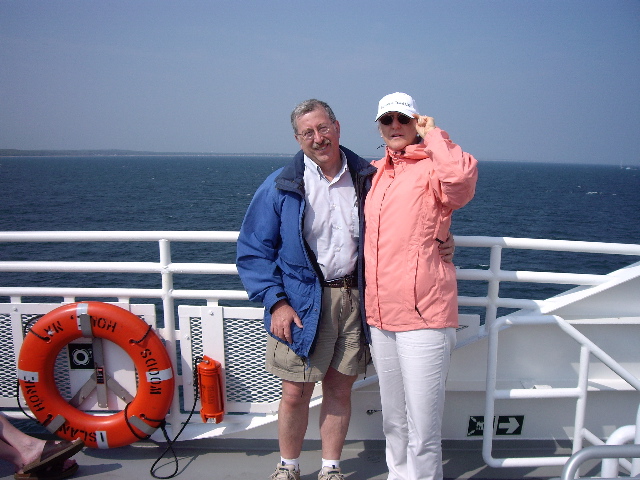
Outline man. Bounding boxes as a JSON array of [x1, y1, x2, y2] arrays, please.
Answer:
[[236, 99, 453, 480]]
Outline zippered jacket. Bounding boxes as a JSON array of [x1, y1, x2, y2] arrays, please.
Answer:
[[237, 147, 377, 358], [364, 127, 478, 331]]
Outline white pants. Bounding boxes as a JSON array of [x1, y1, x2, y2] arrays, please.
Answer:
[[370, 327, 456, 480]]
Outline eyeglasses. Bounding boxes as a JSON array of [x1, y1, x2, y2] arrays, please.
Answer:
[[296, 124, 333, 141], [378, 113, 412, 126]]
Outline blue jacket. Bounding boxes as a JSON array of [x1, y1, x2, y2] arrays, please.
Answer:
[[236, 146, 376, 359]]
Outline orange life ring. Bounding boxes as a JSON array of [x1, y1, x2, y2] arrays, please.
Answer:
[[18, 302, 175, 449]]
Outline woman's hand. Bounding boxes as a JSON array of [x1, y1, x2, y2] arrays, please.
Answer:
[[438, 234, 455, 263], [413, 114, 436, 138]]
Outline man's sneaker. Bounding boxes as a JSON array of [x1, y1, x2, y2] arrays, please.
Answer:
[[318, 466, 345, 480], [269, 463, 301, 480]]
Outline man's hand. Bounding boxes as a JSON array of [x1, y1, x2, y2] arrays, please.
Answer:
[[270, 299, 303, 343], [439, 234, 455, 263]]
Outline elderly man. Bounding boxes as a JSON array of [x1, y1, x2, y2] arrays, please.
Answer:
[[236, 99, 453, 480]]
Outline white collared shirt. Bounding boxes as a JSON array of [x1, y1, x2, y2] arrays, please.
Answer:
[[303, 152, 358, 281]]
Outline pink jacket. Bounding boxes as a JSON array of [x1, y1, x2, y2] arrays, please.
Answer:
[[364, 127, 478, 331]]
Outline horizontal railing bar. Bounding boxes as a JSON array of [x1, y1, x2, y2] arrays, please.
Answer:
[[494, 387, 582, 399], [454, 236, 640, 255], [171, 289, 249, 300], [457, 268, 607, 285], [0, 262, 612, 286], [0, 261, 238, 275], [0, 287, 164, 297], [0, 287, 249, 301], [490, 456, 570, 468], [169, 263, 238, 274], [562, 444, 640, 480], [0, 231, 239, 242], [2, 232, 640, 256], [0, 261, 161, 273], [458, 296, 542, 309], [0, 292, 553, 309], [0, 289, 533, 305]]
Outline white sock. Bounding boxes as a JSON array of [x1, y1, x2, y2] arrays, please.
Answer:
[[322, 459, 340, 469], [280, 457, 299, 470]]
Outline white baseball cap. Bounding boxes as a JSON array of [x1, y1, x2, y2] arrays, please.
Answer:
[[375, 92, 419, 121]]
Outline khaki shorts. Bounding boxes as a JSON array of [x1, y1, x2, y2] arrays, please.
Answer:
[[266, 286, 369, 383]]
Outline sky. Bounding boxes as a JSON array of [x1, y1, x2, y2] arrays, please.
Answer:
[[1, 1, 639, 164]]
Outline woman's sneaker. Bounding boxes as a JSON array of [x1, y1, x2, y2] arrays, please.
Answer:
[[269, 463, 301, 480], [318, 466, 345, 480]]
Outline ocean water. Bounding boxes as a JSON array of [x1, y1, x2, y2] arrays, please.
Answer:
[[1, 156, 639, 313]]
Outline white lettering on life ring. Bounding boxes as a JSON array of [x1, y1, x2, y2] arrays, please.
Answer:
[[146, 367, 173, 382], [95, 430, 109, 449], [18, 369, 39, 382]]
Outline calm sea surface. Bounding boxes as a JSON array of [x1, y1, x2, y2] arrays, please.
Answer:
[[1, 156, 639, 313]]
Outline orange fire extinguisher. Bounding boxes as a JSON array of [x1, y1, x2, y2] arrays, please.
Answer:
[[197, 355, 225, 423]]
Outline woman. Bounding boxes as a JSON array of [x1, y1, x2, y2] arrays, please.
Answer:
[[364, 92, 478, 480]]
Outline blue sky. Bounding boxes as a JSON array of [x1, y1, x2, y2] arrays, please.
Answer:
[[1, 1, 638, 164]]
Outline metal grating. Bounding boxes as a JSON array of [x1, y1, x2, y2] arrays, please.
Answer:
[[16, 313, 73, 400], [53, 344, 73, 400], [188, 315, 204, 399], [0, 312, 16, 398], [223, 317, 281, 404], [189, 315, 204, 365]]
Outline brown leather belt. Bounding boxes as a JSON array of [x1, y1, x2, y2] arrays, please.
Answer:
[[322, 274, 357, 288]]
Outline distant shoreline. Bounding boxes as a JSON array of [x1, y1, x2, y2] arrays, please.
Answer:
[[1, 149, 637, 166], [0, 149, 292, 157]]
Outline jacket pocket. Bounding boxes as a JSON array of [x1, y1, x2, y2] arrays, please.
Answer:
[[413, 245, 453, 322], [282, 274, 314, 312]]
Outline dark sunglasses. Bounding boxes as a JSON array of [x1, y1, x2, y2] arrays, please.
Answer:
[[378, 113, 412, 126]]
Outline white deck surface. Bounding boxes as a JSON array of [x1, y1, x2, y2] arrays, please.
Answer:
[[0, 435, 589, 480]]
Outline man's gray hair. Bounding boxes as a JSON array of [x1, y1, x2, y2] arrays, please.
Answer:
[[290, 99, 337, 133]]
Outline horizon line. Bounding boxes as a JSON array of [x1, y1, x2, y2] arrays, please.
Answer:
[[0, 149, 637, 167]]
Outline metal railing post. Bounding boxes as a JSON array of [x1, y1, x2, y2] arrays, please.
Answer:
[[485, 244, 502, 326], [158, 238, 180, 433], [571, 345, 591, 478]]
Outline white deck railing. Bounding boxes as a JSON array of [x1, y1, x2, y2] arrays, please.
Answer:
[[2, 231, 640, 306], [2, 232, 640, 385], [453, 236, 640, 325], [482, 314, 640, 475], [2, 231, 640, 474]]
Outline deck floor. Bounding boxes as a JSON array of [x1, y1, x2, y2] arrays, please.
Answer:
[[1, 435, 593, 480]]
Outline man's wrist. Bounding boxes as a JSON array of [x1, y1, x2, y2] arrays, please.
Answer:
[[270, 298, 289, 313]]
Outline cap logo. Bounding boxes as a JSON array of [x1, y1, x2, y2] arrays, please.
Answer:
[[382, 101, 412, 108]]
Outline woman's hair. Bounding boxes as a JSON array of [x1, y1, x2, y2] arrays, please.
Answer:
[[290, 99, 337, 133]]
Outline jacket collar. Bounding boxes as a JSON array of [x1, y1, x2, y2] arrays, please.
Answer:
[[385, 141, 430, 164], [276, 146, 375, 195]]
